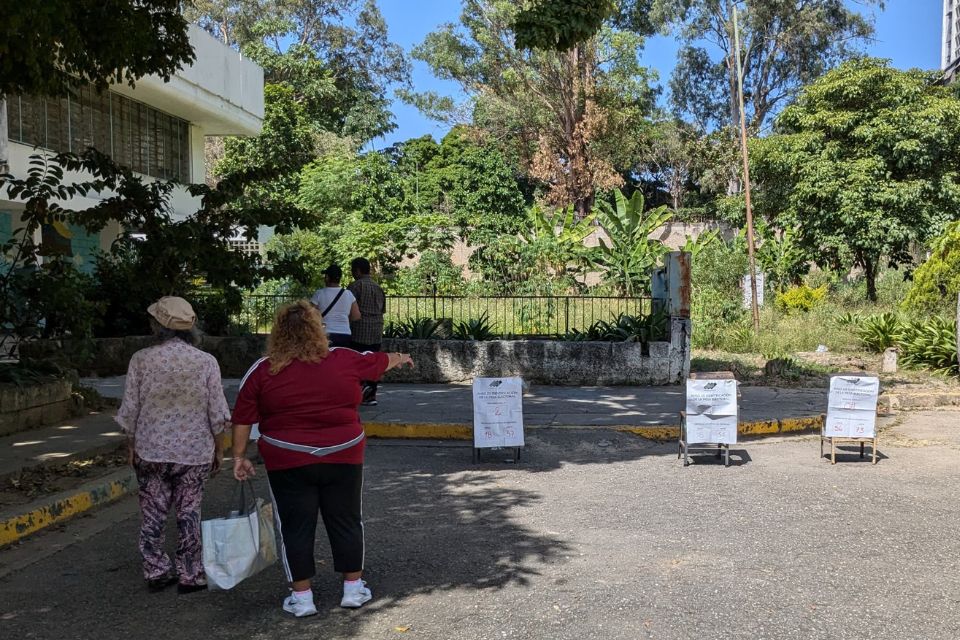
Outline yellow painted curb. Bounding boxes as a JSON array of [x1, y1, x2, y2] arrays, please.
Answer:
[[617, 415, 824, 442], [227, 417, 824, 445], [0, 470, 136, 547], [364, 422, 473, 440]]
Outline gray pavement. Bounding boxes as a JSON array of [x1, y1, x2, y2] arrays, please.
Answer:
[[1, 411, 959, 639], [82, 377, 829, 427], [0, 412, 124, 478]]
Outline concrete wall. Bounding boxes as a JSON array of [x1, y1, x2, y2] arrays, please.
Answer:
[[110, 24, 264, 136], [21, 317, 691, 385], [0, 379, 75, 437]]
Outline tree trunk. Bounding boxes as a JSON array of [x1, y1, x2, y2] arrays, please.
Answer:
[[864, 256, 878, 302], [956, 292, 959, 374]]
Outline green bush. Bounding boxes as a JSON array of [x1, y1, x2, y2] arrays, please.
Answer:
[[897, 316, 958, 375], [452, 314, 497, 341], [903, 221, 960, 314], [691, 240, 750, 349], [857, 312, 902, 353], [774, 285, 827, 312], [563, 312, 667, 344], [383, 317, 442, 339]]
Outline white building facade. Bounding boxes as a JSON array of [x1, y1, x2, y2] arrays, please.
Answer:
[[945, 0, 960, 82], [0, 24, 264, 272]]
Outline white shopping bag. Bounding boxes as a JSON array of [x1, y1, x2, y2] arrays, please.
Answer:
[[202, 487, 277, 590]]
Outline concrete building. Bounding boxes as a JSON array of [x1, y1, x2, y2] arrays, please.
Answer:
[[945, 0, 960, 83], [0, 24, 264, 272]]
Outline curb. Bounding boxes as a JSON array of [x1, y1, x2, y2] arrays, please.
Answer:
[[0, 468, 136, 548], [359, 416, 826, 442]]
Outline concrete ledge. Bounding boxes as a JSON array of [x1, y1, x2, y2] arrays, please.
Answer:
[[0, 379, 76, 437], [0, 468, 135, 548]]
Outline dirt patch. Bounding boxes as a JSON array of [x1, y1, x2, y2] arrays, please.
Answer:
[[0, 451, 128, 509], [694, 349, 960, 395]]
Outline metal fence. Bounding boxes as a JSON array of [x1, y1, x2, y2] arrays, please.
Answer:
[[234, 294, 652, 336]]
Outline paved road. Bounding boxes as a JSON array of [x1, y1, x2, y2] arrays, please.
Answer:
[[2, 412, 959, 640]]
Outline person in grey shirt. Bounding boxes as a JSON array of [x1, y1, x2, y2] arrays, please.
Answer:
[[347, 257, 386, 405]]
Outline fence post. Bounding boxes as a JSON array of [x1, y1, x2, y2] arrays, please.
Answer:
[[564, 297, 570, 334]]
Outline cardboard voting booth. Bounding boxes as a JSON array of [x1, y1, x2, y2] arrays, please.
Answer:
[[679, 372, 738, 466], [821, 375, 880, 464], [472, 377, 524, 462]]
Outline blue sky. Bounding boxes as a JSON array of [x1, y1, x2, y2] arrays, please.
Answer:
[[374, 0, 943, 149]]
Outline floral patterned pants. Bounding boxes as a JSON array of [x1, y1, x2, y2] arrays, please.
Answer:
[[134, 459, 211, 585]]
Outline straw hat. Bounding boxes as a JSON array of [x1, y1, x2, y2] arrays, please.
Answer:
[[147, 296, 196, 330]]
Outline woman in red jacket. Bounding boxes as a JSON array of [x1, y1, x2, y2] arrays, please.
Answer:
[[231, 300, 413, 618]]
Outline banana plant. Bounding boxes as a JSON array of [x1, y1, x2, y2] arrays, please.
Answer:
[[518, 204, 595, 278], [592, 190, 672, 296]]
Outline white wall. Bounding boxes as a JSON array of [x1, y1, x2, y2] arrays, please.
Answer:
[[110, 24, 264, 136], [2, 143, 202, 220]]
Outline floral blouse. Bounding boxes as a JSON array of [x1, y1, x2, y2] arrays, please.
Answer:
[[115, 338, 230, 466]]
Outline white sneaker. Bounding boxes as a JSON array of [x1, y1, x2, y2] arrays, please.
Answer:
[[283, 592, 318, 618], [340, 580, 372, 608]]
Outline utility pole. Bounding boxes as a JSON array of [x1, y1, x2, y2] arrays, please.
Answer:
[[733, 5, 760, 331]]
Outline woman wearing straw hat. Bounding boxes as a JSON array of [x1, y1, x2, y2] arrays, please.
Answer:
[[116, 296, 231, 594]]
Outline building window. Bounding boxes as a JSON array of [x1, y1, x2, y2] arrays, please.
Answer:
[[229, 239, 262, 256], [6, 90, 191, 183]]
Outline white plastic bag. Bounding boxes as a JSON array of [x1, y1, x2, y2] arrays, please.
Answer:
[[202, 483, 277, 590]]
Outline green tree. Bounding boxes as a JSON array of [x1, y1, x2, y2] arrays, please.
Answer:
[[188, 0, 410, 143], [296, 130, 526, 276], [657, 0, 881, 134], [592, 189, 672, 295], [755, 225, 809, 292], [903, 221, 960, 314], [0, 0, 194, 97], [404, 0, 657, 216], [214, 84, 319, 230], [752, 58, 960, 301], [513, 0, 617, 50]]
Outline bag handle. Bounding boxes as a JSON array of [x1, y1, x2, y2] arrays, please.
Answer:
[[231, 479, 260, 516], [321, 288, 346, 318]]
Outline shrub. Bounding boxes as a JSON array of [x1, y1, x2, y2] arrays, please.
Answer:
[[857, 313, 902, 353], [903, 221, 960, 314], [691, 240, 750, 349], [563, 312, 667, 344], [897, 316, 958, 375], [774, 285, 827, 313], [383, 317, 442, 339], [452, 314, 497, 340]]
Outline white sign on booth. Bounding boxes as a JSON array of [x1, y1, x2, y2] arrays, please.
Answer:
[[824, 376, 879, 438], [473, 377, 525, 448], [686, 379, 738, 416], [686, 413, 738, 445], [685, 378, 738, 445]]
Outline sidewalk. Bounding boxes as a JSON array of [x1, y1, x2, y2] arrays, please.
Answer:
[[0, 412, 124, 480], [82, 377, 830, 426], [83, 377, 829, 437]]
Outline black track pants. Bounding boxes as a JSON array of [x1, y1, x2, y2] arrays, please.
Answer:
[[266, 463, 364, 582]]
